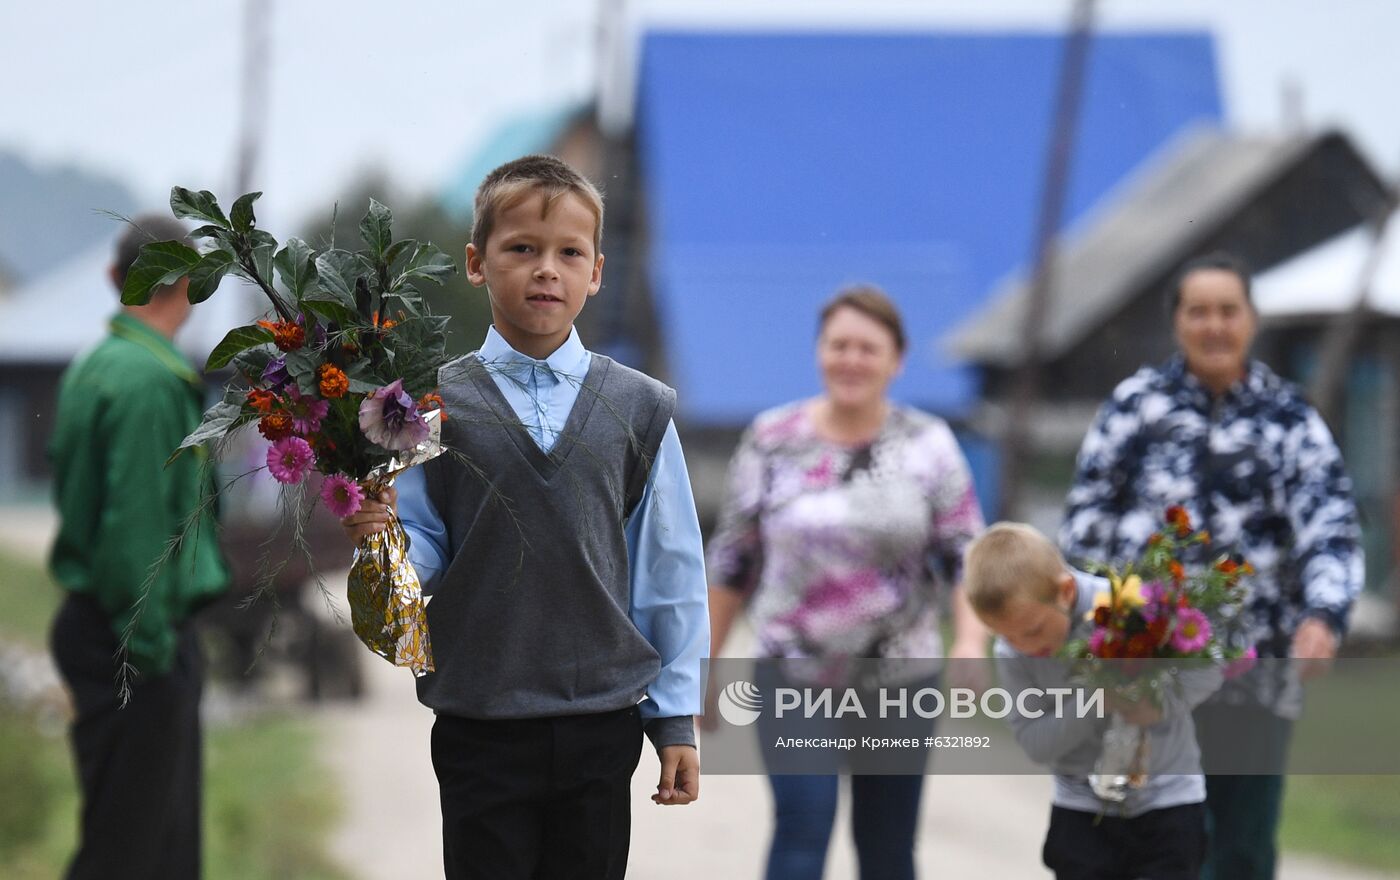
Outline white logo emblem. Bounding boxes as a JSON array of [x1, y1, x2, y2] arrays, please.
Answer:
[[717, 680, 763, 727]]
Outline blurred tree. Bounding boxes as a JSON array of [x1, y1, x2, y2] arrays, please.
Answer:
[[296, 170, 493, 357]]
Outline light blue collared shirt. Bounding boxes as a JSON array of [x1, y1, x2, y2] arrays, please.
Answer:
[[397, 326, 709, 730]]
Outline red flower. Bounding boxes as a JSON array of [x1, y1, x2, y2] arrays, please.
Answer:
[[1124, 632, 1158, 659], [1093, 606, 1112, 627], [258, 412, 294, 441], [1165, 505, 1192, 536], [246, 389, 277, 413], [258, 319, 306, 352], [1147, 617, 1170, 645]]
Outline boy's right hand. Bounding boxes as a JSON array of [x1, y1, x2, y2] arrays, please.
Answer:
[[340, 487, 398, 543]]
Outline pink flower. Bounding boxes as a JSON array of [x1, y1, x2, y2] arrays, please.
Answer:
[[1088, 627, 1109, 657], [1170, 607, 1213, 654], [320, 473, 365, 518], [358, 379, 429, 451], [286, 387, 330, 435], [1223, 644, 1259, 680], [267, 436, 315, 484]]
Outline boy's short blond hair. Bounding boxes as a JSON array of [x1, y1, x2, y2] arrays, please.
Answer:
[[471, 154, 605, 255], [963, 522, 1068, 617]]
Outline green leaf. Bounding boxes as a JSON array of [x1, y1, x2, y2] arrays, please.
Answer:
[[346, 377, 380, 394], [283, 349, 316, 373], [384, 238, 415, 269], [232, 347, 273, 378], [302, 298, 358, 328], [205, 324, 274, 371], [359, 199, 393, 260], [274, 237, 318, 300], [313, 249, 362, 309], [167, 401, 242, 465], [188, 224, 231, 242], [170, 187, 228, 227], [230, 191, 262, 233], [120, 240, 202, 305], [187, 250, 235, 304], [397, 243, 456, 286]]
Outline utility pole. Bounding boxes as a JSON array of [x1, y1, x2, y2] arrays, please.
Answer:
[[999, 0, 1096, 520], [234, 0, 271, 196]]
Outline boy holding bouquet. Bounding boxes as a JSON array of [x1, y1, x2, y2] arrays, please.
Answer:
[[963, 522, 1222, 880], [343, 155, 708, 880]]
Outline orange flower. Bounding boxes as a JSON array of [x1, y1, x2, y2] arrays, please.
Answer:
[[418, 392, 446, 420], [258, 319, 306, 352], [258, 412, 294, 441], [1169, 560, 1186, 582], [246, 389, 277, 413], [318, 364, 349, 399], [1147, 532, 1164, 547], [1215, 559, 1239, 575], [1165, 505, 1192, 536]]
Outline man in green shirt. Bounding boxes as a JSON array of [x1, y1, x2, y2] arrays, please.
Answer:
[[48, 214, 229, 880]]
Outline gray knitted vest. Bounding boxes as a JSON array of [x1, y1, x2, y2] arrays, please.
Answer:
[[417, 351, 677, 720]]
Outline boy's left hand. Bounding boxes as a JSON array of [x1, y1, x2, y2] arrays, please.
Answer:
[[1108, 694, 1163, 727], [652, 745, 699, 805]]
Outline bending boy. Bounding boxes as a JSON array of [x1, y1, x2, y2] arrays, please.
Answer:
[[964, 522, 1221, 880]]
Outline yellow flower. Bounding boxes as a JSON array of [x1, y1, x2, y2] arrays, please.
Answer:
[[1089, 574, 1145, 620]]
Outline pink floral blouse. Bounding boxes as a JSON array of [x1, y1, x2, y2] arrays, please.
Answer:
[[707, 401, 985, 659]]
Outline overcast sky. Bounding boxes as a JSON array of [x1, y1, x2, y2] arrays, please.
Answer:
[[2, 0, 1396, 236]]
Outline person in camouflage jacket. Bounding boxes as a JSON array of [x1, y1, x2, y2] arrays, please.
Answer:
[[1057, 252, 1363, 880]]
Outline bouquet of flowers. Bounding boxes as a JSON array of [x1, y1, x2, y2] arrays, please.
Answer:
[[1063, 505, 1255, 801], [121, 187, 456, 676]]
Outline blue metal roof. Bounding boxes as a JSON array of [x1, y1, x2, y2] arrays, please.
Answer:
[[440, 104, 584, 222], [635, 30, 1222, 425]]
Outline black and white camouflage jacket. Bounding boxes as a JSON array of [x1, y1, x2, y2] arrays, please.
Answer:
[[1059, 354, 1363, 660]]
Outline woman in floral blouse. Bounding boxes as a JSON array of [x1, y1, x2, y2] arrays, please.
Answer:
[[707, 286, 987, 880]]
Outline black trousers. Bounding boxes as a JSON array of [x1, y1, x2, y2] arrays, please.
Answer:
[[1042, 802, 1207, 880], [49, 593, 205, 880], [431, 705, 645, 880], [1193, 703, 1293, 880]]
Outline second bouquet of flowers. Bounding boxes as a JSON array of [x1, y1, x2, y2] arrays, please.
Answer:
[[122, 187, 456, 675], [1063, 505, 1255, 802]]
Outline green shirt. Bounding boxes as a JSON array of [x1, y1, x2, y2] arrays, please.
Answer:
[[48, 312, 229, 674]]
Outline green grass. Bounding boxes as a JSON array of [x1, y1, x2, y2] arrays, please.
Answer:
[[1280, 775, 1400, 872], [0, 710, 350, 880], [0, 548, 63, 647]]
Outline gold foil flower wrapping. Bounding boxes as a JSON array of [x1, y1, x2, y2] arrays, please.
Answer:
[[347, 512, 433, 675], [344, 410, 443, 676]]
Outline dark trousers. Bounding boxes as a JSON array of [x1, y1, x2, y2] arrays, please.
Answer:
[[766, 774, 925, 880], [431, 705, 645, 880], [49, 593, 204, 880], [1042, 803, 1206, 880], [1193, 703, 1293, 880]]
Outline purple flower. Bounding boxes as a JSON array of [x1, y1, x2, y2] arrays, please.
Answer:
[[320, 473, 365, 518], [358, 379, 429, 451], [262, 356, 293, 393], [267, 436, 315, 484], [1170, 607, 1213, 654], [286, 386, 330, 435]]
